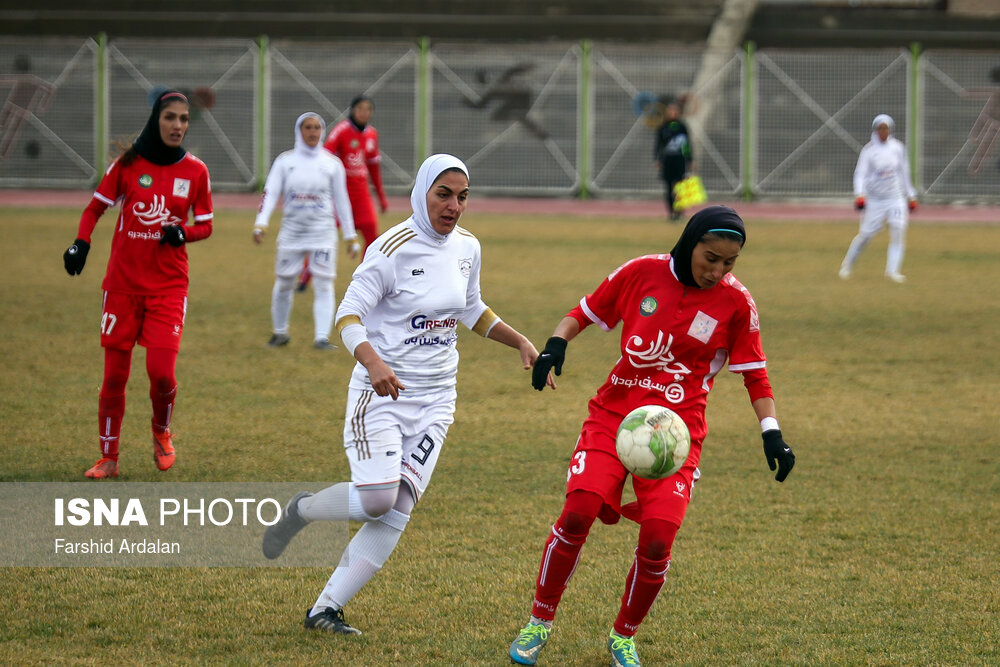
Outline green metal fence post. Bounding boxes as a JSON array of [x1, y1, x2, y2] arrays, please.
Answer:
[[742, 41, 755, 201], [95, 32, 108, 181], [909, 42, 921, 192], [417, 36, 430, 164], [256, 35, 269, 192], [578, 39, 592, 199]]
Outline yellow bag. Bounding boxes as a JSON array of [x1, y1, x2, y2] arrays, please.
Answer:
[[672, 175, 707, 212]]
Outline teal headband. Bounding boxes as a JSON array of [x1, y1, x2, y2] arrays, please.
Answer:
[[707, 227, 744, 238]]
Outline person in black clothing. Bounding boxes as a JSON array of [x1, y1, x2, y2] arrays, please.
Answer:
[[654, 98, 693, 221]]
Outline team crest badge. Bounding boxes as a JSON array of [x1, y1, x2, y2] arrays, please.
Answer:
[[172, 178, 190, 198], [350, 139, 360, 148], [639, 296, 658, 316], [459, 258, 472, 278], [139, 174, 152, 188]]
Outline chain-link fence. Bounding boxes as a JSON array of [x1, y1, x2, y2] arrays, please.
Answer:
[[0, 36, 997, 202]]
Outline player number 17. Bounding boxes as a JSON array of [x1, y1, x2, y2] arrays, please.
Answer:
[[101, 312, 117, 335]]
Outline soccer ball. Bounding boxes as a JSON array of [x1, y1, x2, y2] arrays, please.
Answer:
[[615, 405, 691, 480]]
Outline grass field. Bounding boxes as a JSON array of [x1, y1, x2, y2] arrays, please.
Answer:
[[1, 206, 998, 665]]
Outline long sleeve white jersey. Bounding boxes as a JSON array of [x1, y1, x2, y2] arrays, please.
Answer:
[[254, 149, 356, 250], [853, 136, 916, 200], [336, 218, 499, 392]]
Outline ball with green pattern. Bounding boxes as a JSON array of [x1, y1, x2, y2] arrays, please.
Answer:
[[615, 405, 691, 479]]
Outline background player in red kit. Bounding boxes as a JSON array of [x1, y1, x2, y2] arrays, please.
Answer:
[[297, 95, 388, 291], [508, 206, 795, 666], [63, 90, 213, 479]]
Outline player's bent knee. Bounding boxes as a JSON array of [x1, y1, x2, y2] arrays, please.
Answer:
[[357, 486, 399, 518]]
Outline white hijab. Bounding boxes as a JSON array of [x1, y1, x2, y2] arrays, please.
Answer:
[[293, 112, 325, 157], [409, 153, 470, 243], [871, 114, 894, 143]]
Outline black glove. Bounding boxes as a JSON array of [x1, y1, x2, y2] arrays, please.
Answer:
[[762, 429, 795, 482], [63, 238, 90, 275], [160, 225, 186, 247], [531, 336, 567, 391]]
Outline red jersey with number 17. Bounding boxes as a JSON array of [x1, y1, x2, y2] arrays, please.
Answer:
[[569, 254, 767, 468], [78, 153, 213, 296]]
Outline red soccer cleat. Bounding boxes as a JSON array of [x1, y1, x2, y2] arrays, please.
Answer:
[[84, 457, 119, 479], [153, 429, 176, 471]]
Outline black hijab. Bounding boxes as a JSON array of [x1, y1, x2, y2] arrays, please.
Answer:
[[349, 95, 373, 130], [132, 89, 189, 166], [669, 205, 747, 288]]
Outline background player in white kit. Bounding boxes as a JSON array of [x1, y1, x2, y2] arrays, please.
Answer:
[[261, 153, 550, 635], [253, 112, 359, 349], [839, 114, 917, 283]]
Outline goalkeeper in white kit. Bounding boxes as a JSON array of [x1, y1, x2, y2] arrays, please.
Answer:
[[261, 153, 549, 635], [840, 113, 917, 283]]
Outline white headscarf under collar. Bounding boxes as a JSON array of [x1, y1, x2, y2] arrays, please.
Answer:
[[871, 114, 894, 143], [409, 153, 470, 243], [293, 112, 326, 158]]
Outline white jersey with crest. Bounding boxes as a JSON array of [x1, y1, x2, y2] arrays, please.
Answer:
[[853, 136, 916, 201], [336, 218, 497, 392], [254, 149, 356, 250]]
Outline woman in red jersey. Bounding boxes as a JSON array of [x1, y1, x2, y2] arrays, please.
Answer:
[[63, 90, 213, 479], [508, 205, 795, 667]]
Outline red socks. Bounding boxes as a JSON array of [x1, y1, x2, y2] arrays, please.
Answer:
[[146, 347, 178, 433], [530, 490, 603, 621], [97, 348, 131, 461], [613, 518, 679, 637], [95, 347, 178, 458]]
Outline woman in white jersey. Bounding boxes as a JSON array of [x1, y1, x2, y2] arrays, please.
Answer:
[[261, 153, 550, 635], [253, 112, 359, 349], [839, 114, 917, 283]]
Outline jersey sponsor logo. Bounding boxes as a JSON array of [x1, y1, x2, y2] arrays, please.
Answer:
[[687, 310, 717, 343], [620, 329, 693, 404], [411, 268, 424, 276], [459, 258, 472, 278], [640, 296, 658, 316], [132, 194, 184, 227], [172, 178, 190, 198], [138, 174, 153, 188], [408, 313, 458, 331]]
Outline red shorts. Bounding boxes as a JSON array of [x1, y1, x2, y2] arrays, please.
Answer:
[[100, 291, 187, 351], [566, 422, 699, 526]]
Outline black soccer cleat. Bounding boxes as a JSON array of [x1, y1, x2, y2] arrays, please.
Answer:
[[304, 607, 362, 635], [268, 333, 291, 347]]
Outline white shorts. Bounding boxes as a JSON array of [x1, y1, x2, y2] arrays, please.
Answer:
[[342, 385, 457, 501], [860, 197, 907, 235], [275, 247, 336, 279]]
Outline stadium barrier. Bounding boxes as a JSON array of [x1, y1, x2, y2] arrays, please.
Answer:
[[0, 35, 997, 203]]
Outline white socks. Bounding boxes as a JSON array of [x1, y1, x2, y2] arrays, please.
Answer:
[[271, 274, 296, 335], [312, 278, 335, 342], [311, 509, 410, 614]]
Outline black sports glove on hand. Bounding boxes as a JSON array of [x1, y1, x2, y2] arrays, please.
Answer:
[[160, 225, 186, 247], [762, 429, 795, 482], [531, 336, 567, 391], [63, 239, 90, 275]]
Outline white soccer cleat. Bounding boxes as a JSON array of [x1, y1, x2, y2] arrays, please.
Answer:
[[838, 266, 851, 280], [885, 272, 906, 283]]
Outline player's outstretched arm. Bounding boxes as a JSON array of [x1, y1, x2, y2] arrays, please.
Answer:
[[486, 322, 553, 387], [531, 317, 582, 391]]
